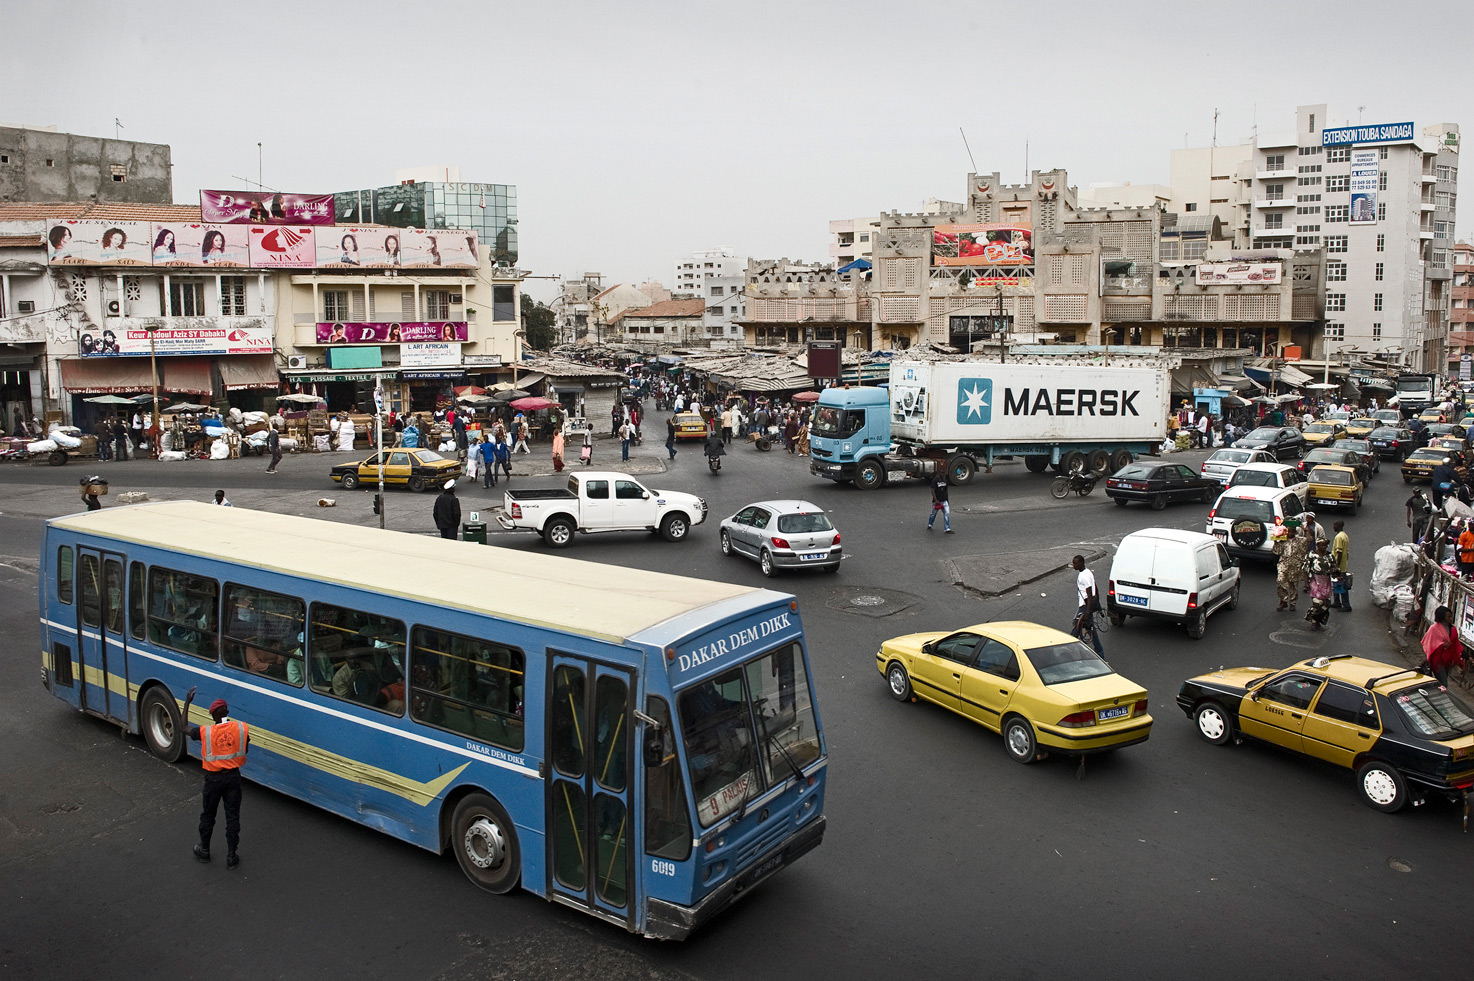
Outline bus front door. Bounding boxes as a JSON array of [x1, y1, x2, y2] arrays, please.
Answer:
[[76, 548, 130, 726], [547, 654, 635, 929]]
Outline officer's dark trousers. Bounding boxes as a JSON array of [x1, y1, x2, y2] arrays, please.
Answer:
[[200, 769, 243, 853]]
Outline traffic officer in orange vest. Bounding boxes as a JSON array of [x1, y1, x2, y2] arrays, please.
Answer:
[[181, 686, 249, 870]]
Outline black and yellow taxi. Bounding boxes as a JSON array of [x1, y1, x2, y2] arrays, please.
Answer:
[[1304, 464, 1363, 513], [330, 447, 462, 492], [1178, 655, 1474, 814], [673, 411, 709, 440], [1343, 417, 1378, 439], [1300, 421, 1346, 447], [1401, 447, 1448, 483], [1418, 408, 1448, 424]]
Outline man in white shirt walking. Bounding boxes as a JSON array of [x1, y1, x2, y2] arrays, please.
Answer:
[[1071, 554, 1104, 655]]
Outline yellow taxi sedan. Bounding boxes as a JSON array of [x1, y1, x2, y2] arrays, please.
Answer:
[[1401, 447, 1448, 483], [329, 447, 462, 492], [1344, 417, 1377, 438], [673, 411, 710, 440], [877, 620, 1151, 762], [1301, 422, 1346, 447], [1305, 464, 1364, 513]]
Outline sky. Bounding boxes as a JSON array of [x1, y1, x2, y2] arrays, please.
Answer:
[[7, 0, 1473, 302]]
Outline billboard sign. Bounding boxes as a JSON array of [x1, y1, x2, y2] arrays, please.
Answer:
[[400, 342, 462, 367], [1350, 150, 1379, 224], [1194, 262, 1283, 285], [1321, 122, 1415, 147], [248, 225, 318, 267], [151, 223, 251, 267], [316, 321, 468, 344], [932, 224, 1033, 267], [401, 227, 479, 268], [200, 189, 336, 225], [46, 220, 152, 266], [80, 323, 274, 357]]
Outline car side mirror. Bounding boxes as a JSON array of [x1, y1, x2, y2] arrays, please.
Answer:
[[921, 641, 933, 654], [1230, 557, 1240, 567], [642, 491, 650, 499]]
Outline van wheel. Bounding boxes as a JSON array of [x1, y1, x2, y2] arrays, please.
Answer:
[[1186, 608, 1208, 640], [1228, 582, 1240, 610], [544, 517, 575, 548], [451, 793, 521, 893], [1110, 612, 1126, 627], [139, 687, 185, 763]]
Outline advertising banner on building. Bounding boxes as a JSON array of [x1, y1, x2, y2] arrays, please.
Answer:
[[316, 321, 468, 344], [46, 220, 152, 265], [200, 190, 336, 225], [248, 225, 319, 267], [401, 228, 479, 268], [1321, 121, 1415, 147], [1350, 150, 1379, 225], [1194, 262, 1283, 285], [399, 342, 462, 367], [80, 323, 274, 357], [932, 224, 1033, 267], [151, 223, 251, 267]]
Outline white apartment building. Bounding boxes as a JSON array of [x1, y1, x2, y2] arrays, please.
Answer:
[[672, 248, 746, 341], [1180, 104, 1459, 370]]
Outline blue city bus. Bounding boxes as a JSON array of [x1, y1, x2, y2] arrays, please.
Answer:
[[39, 501, 826, 938]]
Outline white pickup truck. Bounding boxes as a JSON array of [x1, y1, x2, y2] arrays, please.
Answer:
[[496, 472, 708, 547]]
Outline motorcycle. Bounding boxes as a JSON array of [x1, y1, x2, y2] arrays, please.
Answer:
[[1050, 468, 1104, 499], [705, 435, 725, 473]]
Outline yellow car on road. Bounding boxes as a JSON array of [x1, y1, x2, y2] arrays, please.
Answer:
[[1305, 464, 1364, 513], [1301, 422, 1346, 447], [1344, 417, 1377, 438], [673, 411, 710, 440], [1401, 447, 1447, 483], [877, 620, 1152, 762], [329, 447, 462, 492]]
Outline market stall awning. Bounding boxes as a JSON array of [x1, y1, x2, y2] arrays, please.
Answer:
[[218, 355, 280, 391], [1277, 364, 1314, 387], [162, 358, 212, 395], [59, 358, 158, 394]]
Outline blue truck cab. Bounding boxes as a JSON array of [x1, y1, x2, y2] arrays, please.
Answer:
[[808, 387, 894, 483]]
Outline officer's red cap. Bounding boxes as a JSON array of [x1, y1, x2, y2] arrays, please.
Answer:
[[209, 699, 228, 715]]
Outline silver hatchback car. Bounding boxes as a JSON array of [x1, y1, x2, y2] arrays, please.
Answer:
[[719, 500, 842, 576]]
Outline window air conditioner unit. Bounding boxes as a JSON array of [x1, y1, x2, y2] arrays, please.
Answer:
[[287, 355, 308, 370], [18, 300, 35, 313], [449, 294, 463, 304], [107, 300, 121, 315]]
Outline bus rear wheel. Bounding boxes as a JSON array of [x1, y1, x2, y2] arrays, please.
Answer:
[[140, 687, 185, 763], [451, 793, 521, 894]]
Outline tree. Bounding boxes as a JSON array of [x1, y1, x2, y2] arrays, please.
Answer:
[[521, 297, 556, 350]]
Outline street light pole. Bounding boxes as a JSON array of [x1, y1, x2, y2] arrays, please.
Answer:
[[147, 324, 160, 459]]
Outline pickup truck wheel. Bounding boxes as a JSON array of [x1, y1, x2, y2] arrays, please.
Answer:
[[946, 455, 976, 486], [544, 517, 575, 548], [408, 476, 428, 493], [660, 513, 689, 542], [340, 472, 360, 490], [854, 459, 885, 491]]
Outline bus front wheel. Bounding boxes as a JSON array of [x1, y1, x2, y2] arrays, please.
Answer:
[[140, 687, 185, 763], [451, 793, 521, 894]]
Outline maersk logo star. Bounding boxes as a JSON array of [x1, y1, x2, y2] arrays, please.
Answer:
[[956, 378, 992, 425]]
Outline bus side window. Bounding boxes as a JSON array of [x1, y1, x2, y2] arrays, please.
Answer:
[[409, 626, 524, 750], [147, 567, 219, 660], [643, 696, 691, 861], [128, 562, 146, 640], [58, 546, 73, 604], [308, 603, 406, 715], [222, 583, 306, 687], [79, 554, 101, 627]]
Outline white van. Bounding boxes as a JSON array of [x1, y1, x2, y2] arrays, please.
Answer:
[[1106, 528, 1241, 640]]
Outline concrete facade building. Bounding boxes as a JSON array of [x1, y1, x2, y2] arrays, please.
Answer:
[[672, 249, 746, 341], [0, 125, 173, 205], [1450, 241, 1474, 368]]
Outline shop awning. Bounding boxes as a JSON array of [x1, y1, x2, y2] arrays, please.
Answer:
[[59, 358, 157, 394], [218, 355, 280, 391], [515, 372, 546, 388], [162, 358, 212, 395], [1277, 364, 1314, 387]]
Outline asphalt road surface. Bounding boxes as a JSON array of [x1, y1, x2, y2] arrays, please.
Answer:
[[2, 429, 1470, 979]]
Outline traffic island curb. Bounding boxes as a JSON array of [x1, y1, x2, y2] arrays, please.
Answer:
[[948, 545, 1108, 598]]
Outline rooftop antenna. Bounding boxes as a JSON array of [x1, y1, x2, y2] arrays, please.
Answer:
[[114, 118, 123, 139], [1358, 105, 1366, 123], [1024, 136, 1028, 182], [958, 127, 978, 173]]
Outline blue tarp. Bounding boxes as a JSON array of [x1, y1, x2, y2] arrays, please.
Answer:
[[836, 259, 872, 275]]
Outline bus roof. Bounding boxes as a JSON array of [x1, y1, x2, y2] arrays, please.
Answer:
[[48, 501, 776, 647]]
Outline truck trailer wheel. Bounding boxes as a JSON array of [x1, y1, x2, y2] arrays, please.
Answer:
[[1110, 450, 1133, 473], [1061, 451, 1087, 474], [1024, 455, 1050, 474], [1088, 449, 1111, 473], [946, 455, 976, 486], [854, 459, 886, 491]]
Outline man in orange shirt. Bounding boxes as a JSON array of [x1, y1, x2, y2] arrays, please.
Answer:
[[1459, 522, 1474, 579], [181, 687, 250, 870]]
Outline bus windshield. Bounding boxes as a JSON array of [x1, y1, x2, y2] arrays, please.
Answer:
[[678, 642, 821, 827]]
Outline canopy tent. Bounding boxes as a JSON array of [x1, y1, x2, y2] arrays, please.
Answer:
[[835, 258, 872, 275], [790, 390, 822, 402], [83, 394, 139, 405], [275, 393, 322, 404], [454, 385, 487, 397], [510, 396, 559, 411], [162, 402, 210, 413], [490, 388, 531, 403]]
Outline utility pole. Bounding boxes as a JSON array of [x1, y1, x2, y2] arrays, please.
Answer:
[[374, 378, 386, 529]]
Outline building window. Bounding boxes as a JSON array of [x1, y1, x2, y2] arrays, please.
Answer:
[[167, 280, 206, 317], [1327, 147, 1350, 163], [1379, 173, 1388, 191], [1296, 206, 1321, 215], [1297, 166, 1322, 176], [323, 290, 350, 321], [1265, 184, 1285, 200], [1374, 293, 1383, 312], [221, 276, 246, 316], [1325, 205, 1349, 223], [1296, 225, 1321, 233], [1379, 147, 1389, 159], [1327, 262, 1347, 282], [1264, 154, 1285, 170], [1326, 293, 1346, 312], [1182, 239, 1208, 260], [709, 286, 723, 297], [1372, 322, 1382, 340], [1184, 203, 1197, 212], [1325, 235, 1347, 253], [1375, 262, 1384, 281], [1324, 322, 1345, 340], [45, 158, 54, 167], [1435, 221, 1452, 240], [1159, 240, 1179, 261], [1376, 234, 1385, 252], [493, 284, 515, 321], [1296, 193, 1321, 203], [1264, 214, 1284, 229], [1326, 176, 1349, 193], [1296, 235, 1321, 246], [425, 290, 450, 320], [1378, 202, 1386, 221], [1438, 165, 1452, 181]]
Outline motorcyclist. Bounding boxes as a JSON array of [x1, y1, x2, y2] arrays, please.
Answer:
[[704, 432, 726, 469]]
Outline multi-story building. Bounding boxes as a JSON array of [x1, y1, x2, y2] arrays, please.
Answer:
[[0, 125, 173, 205], [1182, 104, 1459, 370], [828, 217, 881, 269], [672, 249, 747, 342], [551, 274, 604, 345], [334, 168, 518, 265], [1450, 241, 1474, 369]]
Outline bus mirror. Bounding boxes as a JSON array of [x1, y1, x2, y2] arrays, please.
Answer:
[[644, 735, 664, 769]]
